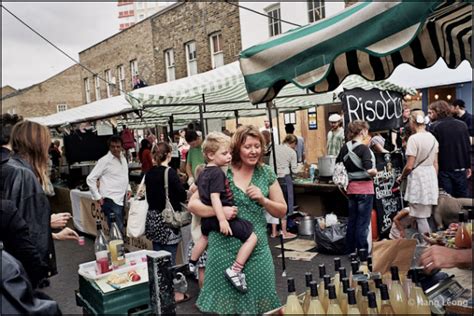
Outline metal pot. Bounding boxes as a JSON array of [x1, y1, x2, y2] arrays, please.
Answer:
[[318, 155, 336, 177], [296, 216, 315, 236]]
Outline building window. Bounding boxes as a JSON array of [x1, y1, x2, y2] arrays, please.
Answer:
[[105, 69, 113, 97], [165, 49, 176, 82], [284, 112, 296, 124], [266, 5, 281, 37], [57, 104, 68, 112], [210, 33, 224, 69], [185, 41, 198, 76], [84, 78, 91, 103], [117, 65, 125, 94], [130, 59, 138, 87], [308, 0, 325, 23], [94, 75, 101, 101]]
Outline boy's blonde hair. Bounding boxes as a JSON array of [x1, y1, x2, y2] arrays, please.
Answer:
[[201, 132, 231, 162]]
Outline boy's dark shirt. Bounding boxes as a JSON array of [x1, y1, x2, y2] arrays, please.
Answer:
[[197, 166, 233, 207]]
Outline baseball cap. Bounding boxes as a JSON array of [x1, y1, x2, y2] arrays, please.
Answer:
[[329, 114, 342, 122]]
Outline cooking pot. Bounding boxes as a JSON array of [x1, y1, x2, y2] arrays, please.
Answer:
[[318, 155, 336, 177], [295, 216, 316, 236]]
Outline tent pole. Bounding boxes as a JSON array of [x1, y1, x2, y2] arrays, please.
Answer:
[[275, 107, 281, 145], [234, 110, 239, 127], [267, 101, 286, 277], [169, 115, 174, 138], [200, 94, 206, 136]]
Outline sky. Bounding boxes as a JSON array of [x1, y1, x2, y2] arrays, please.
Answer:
[[2, 2, 118, 90]]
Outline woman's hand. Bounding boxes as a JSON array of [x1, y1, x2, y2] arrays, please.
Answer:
[[223, 206, 238, 220], [419, 245, 472, 273], [246, 185, 265, 205], [53, 227, 80, 241], [396, 175, 403, 184], [219, 220, 233, 236], [50, 212, 72, 229]]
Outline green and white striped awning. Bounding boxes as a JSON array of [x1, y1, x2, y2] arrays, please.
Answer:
[[240, 1, 472, 104]]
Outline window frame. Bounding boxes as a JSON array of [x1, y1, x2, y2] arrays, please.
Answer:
[[130, 59, 138, 87], [94, 75, 101, 101], [105, 69, 112, 97], [210, 32, 224, 69], [185, 41, 198, 76], [117, 65, 125, 94], [84, 78, 91, 103], [56, 104, 68, 113], [164, 48, 176, 82], [266, 4, 282, 37], [308, 0, 325, 23]]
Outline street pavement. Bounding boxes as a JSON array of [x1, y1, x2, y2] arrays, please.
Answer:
[[43, 234, 351, 314]]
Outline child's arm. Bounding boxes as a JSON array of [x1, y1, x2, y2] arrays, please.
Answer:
[[211, 192, 232, 236]]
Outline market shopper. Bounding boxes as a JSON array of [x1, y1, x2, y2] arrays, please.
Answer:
[[185, 130, 205, 186], [87, 135, 131, 233], [428, 100, 471, 197], [285, 123, 305, 163], [138, 138, 153, 175], [420, 245, 472, 273], [397, 110, 439, 235], [269, 134, 298, 239], [261, 129, 272, 164], [451, 99, 473, 136], [327, 113, 345, 156], [189, 125, 287, 314], [336, 120, 377, 254]]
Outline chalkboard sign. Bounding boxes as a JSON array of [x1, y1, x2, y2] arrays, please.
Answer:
[[341, 88, 403, 132], [373, 152, 404, 239]]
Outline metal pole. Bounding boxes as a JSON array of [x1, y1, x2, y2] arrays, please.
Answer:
[[234, 110, 239, 127], [199, 94, 206, 136], [275, 107, 281, 145], [169, 115, 174, 138], [267, 101, 286, 277]]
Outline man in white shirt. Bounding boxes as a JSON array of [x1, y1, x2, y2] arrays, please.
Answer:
[[285, 123, 305, 163], [260, 119, 280, 145], [87, 135, 131, 233]]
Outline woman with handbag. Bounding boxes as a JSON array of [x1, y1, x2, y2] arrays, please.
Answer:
[[336, 120, 377, 255], [144, 142, 187, 263], [397, 110, 439, 235]]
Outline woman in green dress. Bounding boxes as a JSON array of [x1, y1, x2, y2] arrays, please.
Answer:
[[188, 125, 287, 314]]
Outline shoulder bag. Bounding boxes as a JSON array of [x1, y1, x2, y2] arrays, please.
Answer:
[[162, 167, 192, 228], [126, 175, 148, 238]]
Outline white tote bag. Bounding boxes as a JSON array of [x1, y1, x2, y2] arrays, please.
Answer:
[[126, 175, 148, 238]]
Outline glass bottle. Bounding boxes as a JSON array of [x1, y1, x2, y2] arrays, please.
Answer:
[[408, 268, 431, 315], [108, 213, 125, 268], [306, 280, 325, 315], [379, 284, 395, 315], [358, 248, 369, 274], [350, 260, 362, 289], [373, 277, 383, 312], [347, 288, 360, 315], [455, 211, 472, 249], [357, 280, 369, 315], [334, 257, 342, 298], [284, 277, 304, 315], [339, 277, 350, 314], [367, 255, 373, 272], [321, 274, 331, 312], [302, 272, 313, 314], [403, 269, 414, 299], [367, 292, 378, 315], [467, 209, 472, 237], [338, 267, 347, 298], [389, 266, 407, 315], [94, 220, 111, 274], [318, 264, 327, 309], [326, 284, 343, 315]]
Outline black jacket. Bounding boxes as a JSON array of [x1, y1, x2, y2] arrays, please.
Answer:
[[0, 199, 49, 288], [0, 149, 57, 278]]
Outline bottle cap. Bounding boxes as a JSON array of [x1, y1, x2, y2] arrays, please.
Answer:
[[342, 277, 350, 293], [411, 268, 420, 285], [334, 257, 341, 271], [458, 211, 465, 223], [350, 252, 358, 261], [380, 284, 390, 301], [367, 255, 373, 272], [374, 277, 383, 289], [305, 272, 313, 287], [468, 209, 473, 220], [367, 292, 377, 309], [309, 280, 319, 297], [328, 284, 337, 300], [361, 280, 369, 296], [358, 248, 368, 262], [323, 274, 331, 290], [347, 288, 357, 305], [287, 277, 296, 293], [339, 267, 347, 279], [351, 260, 360, 273], [319, 264, 326, 278], [390, 266, 400, 281]]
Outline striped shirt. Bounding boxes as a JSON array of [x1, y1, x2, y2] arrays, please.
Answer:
[[327, 128, 344, 156]]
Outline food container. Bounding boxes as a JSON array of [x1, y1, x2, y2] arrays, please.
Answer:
[[318, 155, 336, 177], [295, 216, 316, 236]]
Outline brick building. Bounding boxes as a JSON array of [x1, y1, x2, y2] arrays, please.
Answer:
[[1, 64, 83, 117]]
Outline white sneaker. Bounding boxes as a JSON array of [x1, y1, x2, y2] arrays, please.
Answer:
[[225, 268, 248, 293], [188, 262, 197, 274]]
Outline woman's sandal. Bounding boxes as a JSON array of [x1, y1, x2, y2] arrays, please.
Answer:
[[176, 293, 191, 304]]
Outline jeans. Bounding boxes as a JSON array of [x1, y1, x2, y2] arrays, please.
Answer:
[[438, 170, 468, 198], [152, 242, 178, 266], [346, 194, 374, 254], [102, 198, 124, 233]]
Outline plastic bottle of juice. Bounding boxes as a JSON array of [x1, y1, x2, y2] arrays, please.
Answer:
[[407, 268, 431, 315], [339, 277, 350, 314], [306, 280, 325, 315], [302, 272, 313, 314], [379, 283, 395, 315], [108, 213, 125, 268], [284, 278, 304, 315], [94, 220, 111, 274], [346, 288, 361, 315], [367, 292, 379, 315], [334, 257, 342, 298], [389, 266, 407, 315], [326, 284, 343, 315]]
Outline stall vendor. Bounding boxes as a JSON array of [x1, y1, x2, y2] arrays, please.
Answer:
[[327, 113, 344, 156]]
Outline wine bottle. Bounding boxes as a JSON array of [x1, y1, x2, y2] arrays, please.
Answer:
[[350, 260, 362, 289], [367, 255, 373, 272], [372, 277, 382, 312], [333, 257, 342, 298], [407, 269, 431, 315], [109, 213, 125, 268], [347, 288, 360, 315], [338, 267, 347, 298], [94, 220, 112, 274], [358, 248, 369, 274], [379, 284, 395, 315], [389, 266, 407, 315], [367, 292, 378, 315], [357, 280, 369, 315], [339, 277, 350, 314], [306, 280, 325, 315], [284, 277, 304, 315], [318, 264, 326, 309], [455, 211, 471, 249], [326, 284, 343, 315], [302, 272, 313, 314], [321, 274, 331, 312]]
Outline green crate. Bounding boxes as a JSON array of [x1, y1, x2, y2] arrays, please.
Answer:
[[76, 275, 151, 315]]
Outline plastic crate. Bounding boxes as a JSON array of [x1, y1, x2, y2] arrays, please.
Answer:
[[76, 275, 150, 315]]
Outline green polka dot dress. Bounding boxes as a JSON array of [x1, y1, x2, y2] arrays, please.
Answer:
[[196, 164, 282, 314]]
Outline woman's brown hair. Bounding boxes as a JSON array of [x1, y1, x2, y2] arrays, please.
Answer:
[[429, 100, 452, 119], [11, 121, 51, 190], [346, 120, 369, 140], [154, 141, 171, 164], [282, 134, 297, 145], [231, 125, 265, 167]]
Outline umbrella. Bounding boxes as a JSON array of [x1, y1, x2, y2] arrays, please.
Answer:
[[240, 0, 472, 104]]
